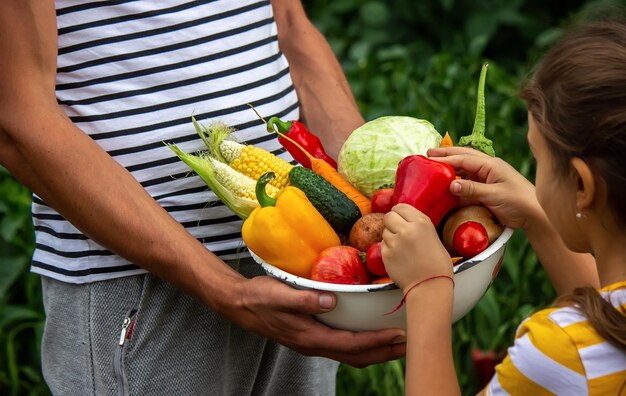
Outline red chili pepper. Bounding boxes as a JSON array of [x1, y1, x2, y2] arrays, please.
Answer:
[[392, 155, 459, 226], [266, 117, 337, 169]]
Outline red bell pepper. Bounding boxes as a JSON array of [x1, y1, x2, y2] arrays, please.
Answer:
[[266, 116, 337, 169], [392, 155, 459, 226]]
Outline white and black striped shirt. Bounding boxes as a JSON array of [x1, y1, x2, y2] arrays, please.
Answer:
[[31, 0, 298, 283]]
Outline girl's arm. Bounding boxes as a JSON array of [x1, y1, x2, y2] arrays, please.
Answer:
[[382, 204, 461, 395], [428, 147, 599, 295], [404, 280, 459, 396]]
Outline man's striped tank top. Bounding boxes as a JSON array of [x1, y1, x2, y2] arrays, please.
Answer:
[[32, 1, 298, 283]]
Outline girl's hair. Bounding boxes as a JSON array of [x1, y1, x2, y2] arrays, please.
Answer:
[[520, 16, 626, 352], [555, 288, 626, 352]]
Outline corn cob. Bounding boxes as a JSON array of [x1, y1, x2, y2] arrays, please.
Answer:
[[219, 140, 293, 190], [167, 143, 277, 219], [192, 117, 293, 190], [206, 152, 279, 199]]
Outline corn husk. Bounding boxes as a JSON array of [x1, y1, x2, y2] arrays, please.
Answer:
[[167, 144, 258, 219]]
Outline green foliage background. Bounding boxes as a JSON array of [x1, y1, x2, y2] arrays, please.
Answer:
[[0, 0, 620, 394]]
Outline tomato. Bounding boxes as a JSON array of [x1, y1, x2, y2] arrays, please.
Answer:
[[452, 221, 489, 258], [365, 242, 388, 277], [371, 188, 395, 213]]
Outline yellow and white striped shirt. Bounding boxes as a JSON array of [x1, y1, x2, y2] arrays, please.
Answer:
[[484, 281, 626, 395]]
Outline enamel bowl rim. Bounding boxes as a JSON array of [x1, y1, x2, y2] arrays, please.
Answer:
[[251, 227, 514, 293]]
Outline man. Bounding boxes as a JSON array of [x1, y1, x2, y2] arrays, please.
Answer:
[[0, 1, 406, 394]]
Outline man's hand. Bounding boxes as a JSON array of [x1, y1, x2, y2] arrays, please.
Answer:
[[223, 275, 406, 367]]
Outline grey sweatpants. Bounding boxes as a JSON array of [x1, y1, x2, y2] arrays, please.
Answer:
[[41, 258, 339, 396]]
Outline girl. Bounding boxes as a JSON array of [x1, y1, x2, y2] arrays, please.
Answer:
[[382, 17, 626, 395]]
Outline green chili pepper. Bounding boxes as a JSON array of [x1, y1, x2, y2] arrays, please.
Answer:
[[458, 64, 495, 157]]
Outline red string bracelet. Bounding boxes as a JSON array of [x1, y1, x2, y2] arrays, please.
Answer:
[[384, 275, 455, 316]]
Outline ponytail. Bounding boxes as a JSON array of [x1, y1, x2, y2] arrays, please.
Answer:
[[555, 287, 626, 352]]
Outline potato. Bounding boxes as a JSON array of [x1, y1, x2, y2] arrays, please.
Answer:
[[349, 212, 385, 252], [442, 205, 504, 251]]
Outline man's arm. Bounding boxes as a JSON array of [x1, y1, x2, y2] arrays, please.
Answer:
[[0, 0, 405, 367], [271, 0, 364, 158], [0, 1, 241, 311]]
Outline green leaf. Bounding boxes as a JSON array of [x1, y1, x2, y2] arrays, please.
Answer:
[[360, 1, 389, 27], [0, 256, 28, 299], [535, 27, 564, 48], [348, 41, 371, 62], [0, 305, 42, 329], [1, 211, 31, 242], [476, 289, 501, 330]]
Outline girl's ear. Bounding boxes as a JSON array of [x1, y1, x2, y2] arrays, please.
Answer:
[[570, 157, 595, 210]]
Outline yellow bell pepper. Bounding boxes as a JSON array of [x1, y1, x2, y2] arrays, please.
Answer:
[[242, 172, 341, 278]]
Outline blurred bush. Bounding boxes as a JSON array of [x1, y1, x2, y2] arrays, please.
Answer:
[[0, 167, 45, 396], [1, 0, 621, 394]]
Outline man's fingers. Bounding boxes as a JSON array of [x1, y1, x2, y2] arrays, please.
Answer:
[[243, 274, 408, 368], [315, 340, 407, 368], [287, 289, 337, 314], [295, 325, 407, 365], [255, 277, 338, 315]]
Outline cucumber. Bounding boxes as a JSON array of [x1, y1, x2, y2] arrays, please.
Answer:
[[289, 166, 361, 234]]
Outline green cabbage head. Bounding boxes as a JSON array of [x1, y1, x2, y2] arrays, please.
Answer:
[[338, 116, 442, 198]]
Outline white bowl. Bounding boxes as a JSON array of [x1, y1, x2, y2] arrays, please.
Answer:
[[250, 227, 514, 331]]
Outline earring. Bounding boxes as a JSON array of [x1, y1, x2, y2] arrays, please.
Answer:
[[575, 212, 586, 220]]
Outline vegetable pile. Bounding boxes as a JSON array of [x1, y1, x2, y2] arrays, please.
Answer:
[[169, 64, 503, 285]]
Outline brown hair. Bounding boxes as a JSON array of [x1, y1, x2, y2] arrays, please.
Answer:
[[555, 288, 626, 351], [520, 16, 626, 351]]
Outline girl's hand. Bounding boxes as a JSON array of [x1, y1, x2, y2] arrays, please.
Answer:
[[427, 147, 541, 230], [382, 204, 453, 292]]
